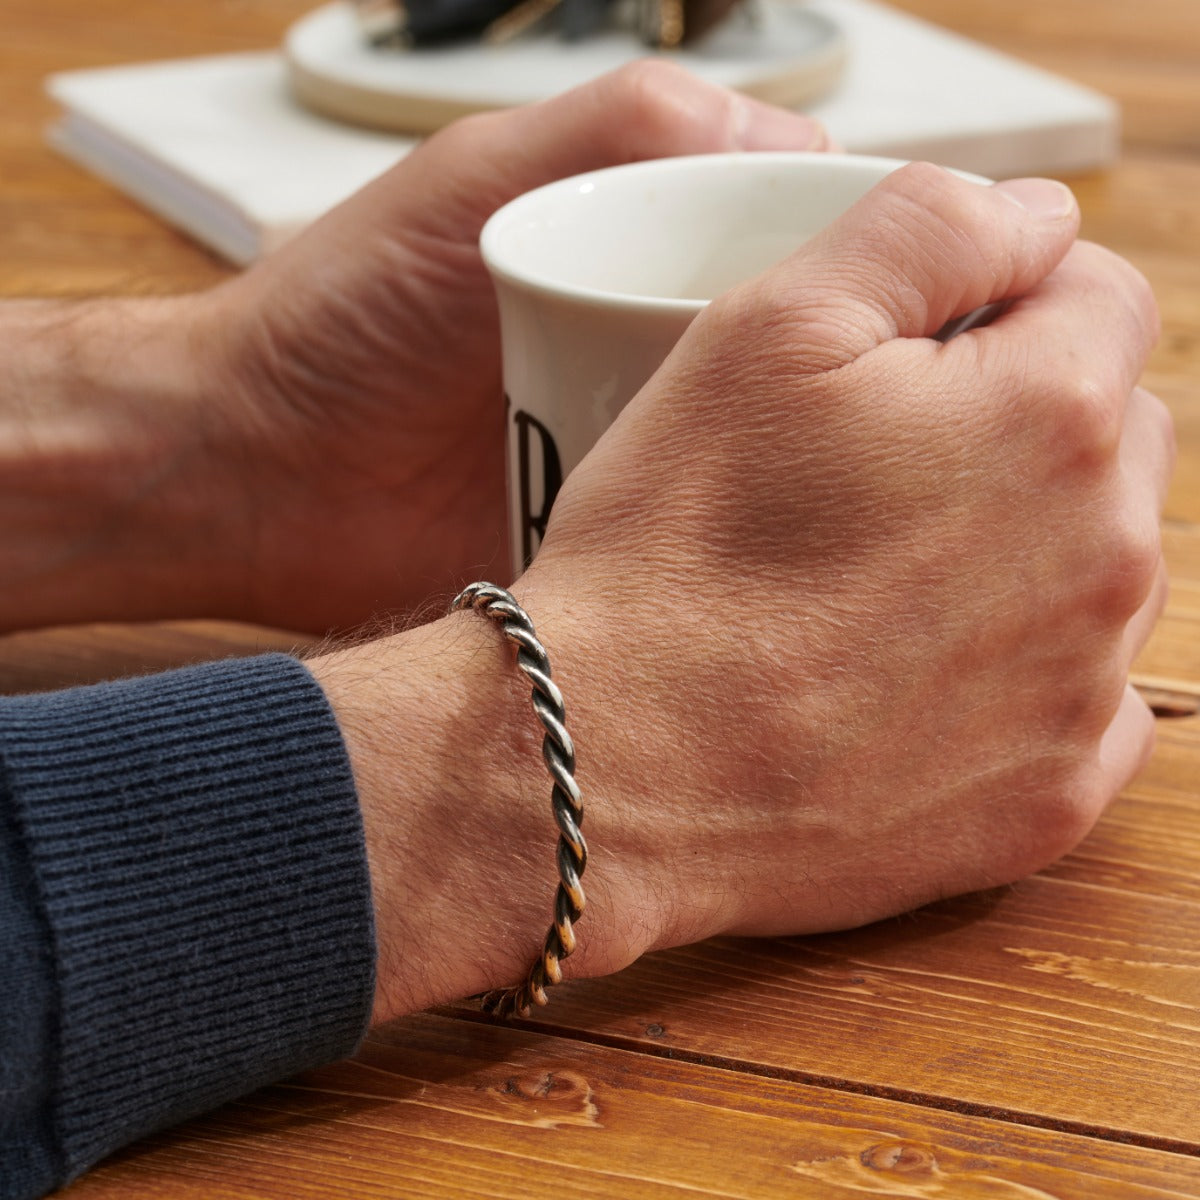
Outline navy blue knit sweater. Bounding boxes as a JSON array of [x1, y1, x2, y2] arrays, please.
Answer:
[[0, 654, 375, 1199]]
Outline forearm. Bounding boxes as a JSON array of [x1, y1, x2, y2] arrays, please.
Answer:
[[0, 294, 257, 631]]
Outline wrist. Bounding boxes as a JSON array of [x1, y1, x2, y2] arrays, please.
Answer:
[[0, 294, 260, 629], [309, 599, 663, 1023], [310, 612, 553, 1021]]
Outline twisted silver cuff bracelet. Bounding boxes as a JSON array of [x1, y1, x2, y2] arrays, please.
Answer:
[[450, 582, 586, 1017]]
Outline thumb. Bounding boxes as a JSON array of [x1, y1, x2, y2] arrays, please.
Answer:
[[726, 164, 1079, 373], [386, 60, 830, 238]]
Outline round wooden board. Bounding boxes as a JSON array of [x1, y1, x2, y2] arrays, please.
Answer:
[[285, 0, 847, 133]]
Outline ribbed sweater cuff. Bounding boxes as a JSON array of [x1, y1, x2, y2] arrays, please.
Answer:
[[0, 653, 375, 1188]]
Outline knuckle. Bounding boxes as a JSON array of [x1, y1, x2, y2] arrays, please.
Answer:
[[872, 163, 995, 261], [871, 166, 966, 250], [729, 275, 800, 333], [1006, 682, 1152, 875], [1035, 769, 1109, 859], [425, 107, 500, 161], [714, 269, 808, 347], [698, 294, 794, 390], [605, 59, 692, 132], [1031, 658, 1123, 752], [990, 758, 1107, 880], [1093, 512, 1162, 622], [610, 56, 689, 95], [882, 160, 963, 207], [716, 279, 860, 376], [860, 163, 1010, 322], [1043, 372, 1122, 467]]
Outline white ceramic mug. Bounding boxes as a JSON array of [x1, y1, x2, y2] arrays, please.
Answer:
[[481, 152, 984, 573]]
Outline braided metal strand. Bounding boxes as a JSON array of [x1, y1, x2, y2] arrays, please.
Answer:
[[450, 582, 586, 1017]]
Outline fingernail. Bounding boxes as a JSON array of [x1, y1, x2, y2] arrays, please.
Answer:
[[734, 97, 828, 151], [993, 177, 1077, 220]]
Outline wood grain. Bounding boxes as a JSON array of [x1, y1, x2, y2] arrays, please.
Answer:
[[893, 0, 1200, 157], [0, 0, 306, 299], [474, 840, 1200, 1143], [0, 621, 313, 695], [57, 1014, 1200, 1199]]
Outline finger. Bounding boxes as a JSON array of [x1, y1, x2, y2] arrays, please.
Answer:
[[395, 61, 829, 234], [961, 243, 1161, 426], [1096, 682, 1157, 801], [1113, 387, 1175, 668], [720, 164, 1079, 373], [1122, 386, 1177, 516], [1122, 553, 1169, 670]]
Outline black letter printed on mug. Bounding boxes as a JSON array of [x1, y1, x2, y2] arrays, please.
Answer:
[[513, 404, 562, 570]]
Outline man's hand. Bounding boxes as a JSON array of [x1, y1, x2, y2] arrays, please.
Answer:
[[311, 166, 1172, 1020], [523, 166, 1171, 950], [0, 63, 827, 635], [208, 61, 829, 632]]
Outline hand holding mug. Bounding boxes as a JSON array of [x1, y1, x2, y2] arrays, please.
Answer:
[[198, 62, 831, 633], [508, 164, 1171, 963]]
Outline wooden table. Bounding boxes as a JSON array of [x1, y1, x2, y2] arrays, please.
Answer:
[[4, 2, 1200, 1195]]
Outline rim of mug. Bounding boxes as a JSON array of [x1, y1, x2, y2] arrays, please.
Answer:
[[479, 152, 983, 313]]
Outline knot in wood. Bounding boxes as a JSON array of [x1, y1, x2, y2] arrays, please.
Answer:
[[502, 1071, 579, 1101], [860, 1141, 937, 1176]]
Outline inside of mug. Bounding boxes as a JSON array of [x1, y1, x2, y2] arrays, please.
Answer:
[[485, 155, 909, 304]]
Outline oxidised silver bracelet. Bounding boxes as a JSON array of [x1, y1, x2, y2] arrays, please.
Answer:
[[450, 582, 585, 1017]]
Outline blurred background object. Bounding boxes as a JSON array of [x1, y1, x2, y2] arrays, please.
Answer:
[[350, 0, 751, 48], [286, 0, 844, 133], [42, 0, 1115, 265]]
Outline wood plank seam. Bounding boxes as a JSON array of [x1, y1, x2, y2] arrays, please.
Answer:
[[432, 1007, 1200, 1159]]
